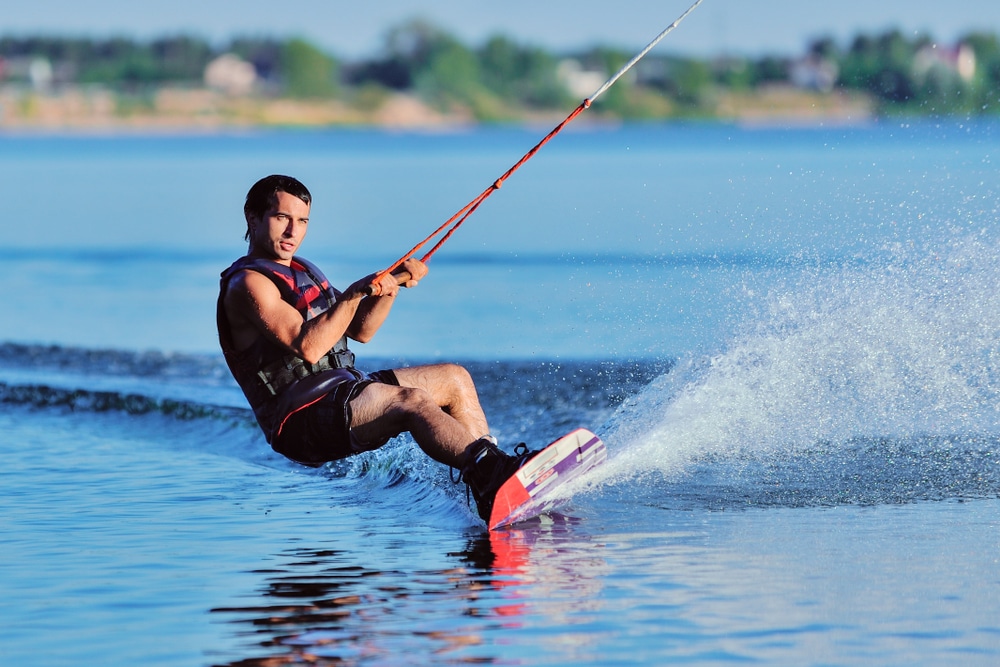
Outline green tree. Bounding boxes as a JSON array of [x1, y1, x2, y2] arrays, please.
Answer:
[[714, 58, 754, 91], [577, 47, 630, 113], [669, 58, 713, 107], [281, 38, 338, 98], [962, 32, 1000, 113], [150, 35, 213, 81], [748, 55, 792, 86], [78, 38, 160, 86], [478, 35, 570, 109], [382, 21, 482, 105], [415, 36, 482, 105], [378, 19, 445, 88], [839, 30, 921, 105], [808, 35, 839, 60]]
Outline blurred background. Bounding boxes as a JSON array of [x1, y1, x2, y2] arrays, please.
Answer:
[[2, 1, 1000, 359], [3, 0, 1000, 129]]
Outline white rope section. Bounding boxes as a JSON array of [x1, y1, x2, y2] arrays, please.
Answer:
[[587, 0, 706, 104]]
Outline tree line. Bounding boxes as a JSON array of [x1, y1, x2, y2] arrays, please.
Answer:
[[2, 21, 999, 120]]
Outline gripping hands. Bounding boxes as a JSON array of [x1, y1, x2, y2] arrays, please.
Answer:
[[353, 258, 428, 297]]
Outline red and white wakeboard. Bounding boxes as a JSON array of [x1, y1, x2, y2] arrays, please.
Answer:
[[488, 428, 606, 530]]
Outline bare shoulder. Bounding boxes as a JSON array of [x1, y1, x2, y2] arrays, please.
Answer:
[[225, 264, 313, 339], [226, 269, 277, 303], [223, 269, 282, 321]]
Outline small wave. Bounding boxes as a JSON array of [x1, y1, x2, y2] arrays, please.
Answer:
[[0, 341, 232, 382], [0, 377, 481, 521], [0, 349, 678, 518], [0, 380, 251, 422], [0, 378, 289, 472], [323, 440, 482, 528]]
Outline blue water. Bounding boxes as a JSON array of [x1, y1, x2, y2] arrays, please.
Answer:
[[2, 121, 1000, 665]]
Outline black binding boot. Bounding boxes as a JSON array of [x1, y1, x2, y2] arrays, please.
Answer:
[[457, 438, 538, 522]]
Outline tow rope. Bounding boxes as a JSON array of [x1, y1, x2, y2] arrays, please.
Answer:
[[369, 0, 704, 294]]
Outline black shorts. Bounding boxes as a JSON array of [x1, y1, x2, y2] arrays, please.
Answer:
[[272, 368, 399, 467]]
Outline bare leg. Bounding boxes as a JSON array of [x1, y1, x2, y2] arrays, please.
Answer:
[[348, 363, 490, 468]]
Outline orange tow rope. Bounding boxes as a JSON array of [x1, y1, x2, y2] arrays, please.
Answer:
[[372, 101, 589, 286], [370, 0, 704, 292]]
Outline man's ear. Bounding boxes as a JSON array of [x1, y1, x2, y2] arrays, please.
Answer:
[[244, 214, 257, 241]]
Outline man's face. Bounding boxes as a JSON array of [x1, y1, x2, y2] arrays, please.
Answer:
[[249, 190, 310, 263]]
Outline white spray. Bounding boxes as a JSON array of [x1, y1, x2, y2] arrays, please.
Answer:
[[599, 231, 1000, 483]]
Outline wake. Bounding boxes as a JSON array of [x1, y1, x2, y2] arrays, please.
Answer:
[[597, 233, 1000, 504]]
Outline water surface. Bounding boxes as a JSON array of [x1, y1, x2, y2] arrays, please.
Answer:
[[1, 121, 999, 665]]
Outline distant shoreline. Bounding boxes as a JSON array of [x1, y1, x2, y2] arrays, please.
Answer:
[[0, 85, 878, 133]]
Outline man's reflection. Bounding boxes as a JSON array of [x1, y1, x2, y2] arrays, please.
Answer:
[[210, 516, 605, 665]]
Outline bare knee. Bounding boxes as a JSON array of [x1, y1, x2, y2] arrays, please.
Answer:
[[389, 363, 488, 437], [392, 385, 442, 422], [438, 363, 477, 400], [394, 363, 479, 408], [350, 383, 435, 438]]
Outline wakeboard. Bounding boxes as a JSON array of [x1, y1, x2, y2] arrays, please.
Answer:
[[488, 428, 606, 530]]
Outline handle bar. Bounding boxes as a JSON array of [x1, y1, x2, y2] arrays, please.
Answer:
[[363, 269, 412, 297]]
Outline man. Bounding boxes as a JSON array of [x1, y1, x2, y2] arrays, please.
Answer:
[[217, 174, 534, 523]]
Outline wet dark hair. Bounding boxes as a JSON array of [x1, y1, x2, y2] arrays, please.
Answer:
[[243, 174, 312, 240]]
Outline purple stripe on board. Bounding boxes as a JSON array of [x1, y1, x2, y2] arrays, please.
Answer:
[[524, 436, 605, 495]]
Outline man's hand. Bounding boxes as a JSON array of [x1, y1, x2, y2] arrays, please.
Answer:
[[370, 271, 402, 298], [398, 258, 428, 288], [349, 258, 429, 297], [337, 272, 379, 299]]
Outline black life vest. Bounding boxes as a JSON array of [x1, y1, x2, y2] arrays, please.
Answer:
[[217, 255, 357, 443]]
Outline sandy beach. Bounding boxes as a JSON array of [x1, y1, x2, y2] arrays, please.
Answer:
[[0, 84, 875, 132]]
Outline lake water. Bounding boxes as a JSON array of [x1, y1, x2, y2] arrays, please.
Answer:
[[2, 120, 1000, 665]]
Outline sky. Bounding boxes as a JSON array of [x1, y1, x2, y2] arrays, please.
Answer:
[[5, 1, 1000, 59]]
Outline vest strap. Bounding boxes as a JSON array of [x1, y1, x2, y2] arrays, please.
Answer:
[[256, 348, 356, 396]]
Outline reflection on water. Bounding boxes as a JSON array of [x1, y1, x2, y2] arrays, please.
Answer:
[[210, 546, 498, 664], [210, 515, 607, 666]]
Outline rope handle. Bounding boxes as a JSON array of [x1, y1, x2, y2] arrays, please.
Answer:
[[363, 268, 413, 297]]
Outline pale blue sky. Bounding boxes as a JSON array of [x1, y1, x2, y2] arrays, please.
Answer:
[[5, 1, 999, 58]]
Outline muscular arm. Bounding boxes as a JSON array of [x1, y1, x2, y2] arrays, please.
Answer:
[[346, 288, 395, 344], [224, 270, 361, 363], [224, 258, 427, 363], [348, 257, 427, 343]]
